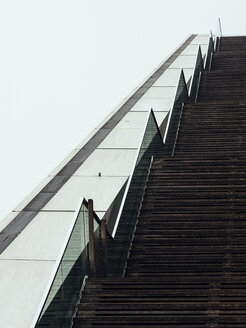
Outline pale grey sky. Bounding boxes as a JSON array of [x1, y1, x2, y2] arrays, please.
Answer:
[[0, 0, 245, 219]]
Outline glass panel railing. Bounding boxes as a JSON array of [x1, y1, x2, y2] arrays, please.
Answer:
[[106, 109, 164, 276], [104, 179, 128, 237], [136, 110, 163, 165], [189, 46, 204, 102], [35, 199, 103, 328], [163, 69, 188, 156], [215, 18, 222, 51], [111, 109, 164, 239], [204, 36, 214, 71]]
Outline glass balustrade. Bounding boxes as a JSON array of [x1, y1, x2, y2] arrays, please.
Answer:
[[106, 109, 164, 276], [205, 37, 214, 71], [35, 200, 101, 328], [189, 46, 204, 101], [164, 69, 188, 156]]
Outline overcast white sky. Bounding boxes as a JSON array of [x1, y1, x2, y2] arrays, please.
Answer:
[[0, 0, 246, 220]]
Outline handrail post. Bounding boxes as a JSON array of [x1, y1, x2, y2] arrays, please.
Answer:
[[101, 219, 108, 277], [88, 199, 96, 277]]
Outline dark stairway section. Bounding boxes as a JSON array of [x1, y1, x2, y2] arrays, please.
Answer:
[[73, 36, 246, 327]]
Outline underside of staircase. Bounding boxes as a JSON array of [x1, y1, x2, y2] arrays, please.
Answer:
[[72, 36, 246, 327]]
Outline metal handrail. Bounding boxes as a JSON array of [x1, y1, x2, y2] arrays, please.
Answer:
[[195, 71, 202, 102], [88, 199, 96, 277], [172, 102, 185, 157], [122, 155, 154, 276], [101, 218, 108, 276]]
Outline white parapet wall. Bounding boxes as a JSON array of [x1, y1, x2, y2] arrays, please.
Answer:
[[0, 34, 210, 328]]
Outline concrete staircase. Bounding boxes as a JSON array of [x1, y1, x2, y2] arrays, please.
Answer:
[[72, 36, 246, 327]]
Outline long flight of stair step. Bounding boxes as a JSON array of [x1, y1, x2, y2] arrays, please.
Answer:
[[73, 35, 246, 327]]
